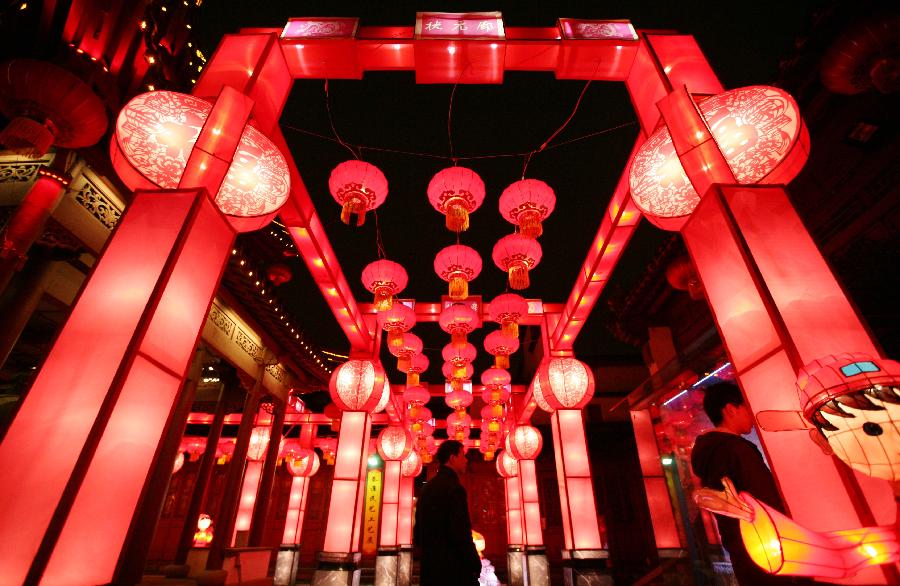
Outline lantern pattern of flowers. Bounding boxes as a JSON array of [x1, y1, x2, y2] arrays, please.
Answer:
[[373, 379, 391, 414], [506, 425, 543, 460], [484, 330, 520, 370], [402, 353, 430, 387], [537, 357, 595, 410], [498, 179, 556, 238], [287, 448, 320, 477], [434, 244, 482, 300], [378, 425, 413, 461], [377, 301, 416, 349], [492, 234, 542, 290], [329, 160, 388, 226], [362, 259, 408, 312], [488, 293, 529, 339], [442, 342, 477, 379], [388, 332, 423, 372], [496, 450, 519, 478], [439, 303, 479, 349], [401, 449, 422, 477], [427, 166, 485, 232], [329, 359, 386, 412]]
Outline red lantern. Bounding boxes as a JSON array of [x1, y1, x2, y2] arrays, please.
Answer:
[[401, 450, 422, 478], [362, 259, 408, 312], [480, 405, 505, 434], [481, 367, 511, 389], [442, 361, 473, 392], [531, 374, 555, 413], [447, 412, 472, 441], [498, 179, 556, 238], [506, 425, 543, 460], [445, 389, 473, 412], [378, 426, 413, 461], [328, 359, 386, 412], [408, 407, 432, 435], [287, 448, 320, 477], [403, 385, 431, 419], [427, 166, 485, 232], [267, 262, 292, 286], [484, 330, 520, 370], [820, 15, 900, 95], [488, 293, 529, 339], [665, 255, 703, 300], [629, 85, 809, 231], [496, 450, 519, 478], [442, 342, 477, 379], [328, 160, 388, 226], [434, 245, 482, 300], [537, 357, 595, 410], [111, 90, 290, 232], [373, 379, 391, 414], [481, 385, 510, 405], [388, 332, 422, 372], [377, 301, 416, 348], [247, 427, 272, 461], [492, 234, 542, 290], [401, 353, 430, 387], [439, 303, 479, 348]]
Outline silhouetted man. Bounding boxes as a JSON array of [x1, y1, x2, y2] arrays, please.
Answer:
[[414, 440, 481, 585]]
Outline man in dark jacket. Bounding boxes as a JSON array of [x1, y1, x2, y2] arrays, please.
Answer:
[[414, 440, 481, 586], [691, 382, 801, 585]]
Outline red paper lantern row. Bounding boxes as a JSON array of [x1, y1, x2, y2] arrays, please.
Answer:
[[484, 330, 520, 370], [362, 259, 408, 312], [427, 166, 485, 232], [329, 359, 386, 412], [401, 353, 430, 387], [496, 450, 519, 478], [498, 179, 556, 238], [492, 234, 542, 290], [434, 245, 482, 300], [506, 425, 543, 460], [488, 293, 529, 339], [537, 357, 595, 410], [439, 302, 479, 348], [329, 160, 388, 226], [389, 332, 423, 372], [377, 301, 416, 349], [378, 426, 414, 461]]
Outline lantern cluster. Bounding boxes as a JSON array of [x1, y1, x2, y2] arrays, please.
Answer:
[[479, 367, 512, 459]]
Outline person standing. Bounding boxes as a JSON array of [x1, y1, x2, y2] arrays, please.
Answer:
[[414, 439, 481, 586]]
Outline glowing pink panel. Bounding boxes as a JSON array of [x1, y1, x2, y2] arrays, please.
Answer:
[[505, 477, 524, 546], [397, 476, 414, 545], [551, 410, 602, 550], [631, 409, 681, 548], [518, 460, 543, 547], [323, 411, 371, 553], [380, 460, 401, 547], [234, 461, 264, 535], [415, 12, 505, 39]]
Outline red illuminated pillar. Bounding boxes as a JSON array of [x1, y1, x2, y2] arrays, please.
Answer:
[[397, 475, 415, 585], [312, 410, 372, 585], [249, 400, 287, 546], [505, 476, 526, 586], [375, 459, 402, 584], [0, 188, 235, 585], [518, 458, 549, 586], [0, 163, 70, 295], [630, 409, 682, 552], [233, 406, 275, 546], [275, 423, 318, 586]]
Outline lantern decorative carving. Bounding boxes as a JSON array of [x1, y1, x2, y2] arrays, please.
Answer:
[[484, 330, 520, 370], [506, 425, 543, 460], [439, 303, 479, 349], [329, 160, 388, 226], [442, 342, 477, 380], [247, 427, 272, 461], [111, 90, 290, 232], [427, 166, 485, 232], [434, 245, 482, 300], [537, 357, 595, 410], [328, 359, 386, 412], [378, 426, 413, 461], [492, 234, 542, 290], [401, 450, 422, 477], [629, 85, 809, 231], [442, 361, 473, 393], [498, 179, 556, 238], [403, 385, 431, 420], [402, 353, 430, 387], [488, 293, 529, 339], [377, 301, 416, 348], [389, 332, 423, 372], [267, 263, 292, 286], [531, 373, 555, 413], [287, 448, 320, 477], [496, 450, 519, 478], [362, 259, 408, 312]]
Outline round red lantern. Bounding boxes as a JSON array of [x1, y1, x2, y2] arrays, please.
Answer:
[[388, 332, 423, 372], [287, 448, 320, 477], [442, 342, 477, 379], [484, 330, 520, 370], [267, 263, 292, 286], [329, 359, 386, 412], [401, 450, 423, 477], [506, 425, 543, 460], [629, 86, 809, 232], [442, 361, 473, 392], [247, 427, 272, 461], [378, 425, 413, 461], [447, 412, 472, 441], [531, 374, 555, 413], [481, 367, 511, 389], [498, 179, 556, 238], [434, 245, 482, 300], [492, 234, 542, 290], [427, 166, 485, 232], [481, 385, 510, 405], [408, 407, 432, 434], [496, 450, 519, 478], [402, 353, 430, 387], [665, 255, 703, 300], [488, 293, 529, 339], [445, 389, 473, 412], [439, 303, 479, 348], [362, 259, 408, 312], [329, 160, 388, 226], [377, 301, 416, 349], [537, 357, 595, 410], [403, 385, 431, 419], [111, 90, 290, 233], [373, 379, 391, 414]]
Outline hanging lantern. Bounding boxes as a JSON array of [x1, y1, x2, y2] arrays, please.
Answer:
[[478, 436, 497, 461], [378, 426, 414, 461], [247, 427, 272, 461], [482, 402, 506, 420], [267, 263, 292, 286], [408, 407, 433, 435], [481, 368, 511, 401], [329, 160, 388, 226], [492, 234, 542, 290], [442, 342, 477, 379], [324, 403, 342, 432], [629, 85, 809, 232], [488, 293, 529, 339], [498, 179, 556, 238], [111, 90, 291, 232], [480, 405, 504, 433], [403, 385, 431, 420], [445, 389, 473, 413], [287, 448, 320, 477], [402, 353, 430, 387], [388, 332, 423, 372], [216, 439, 235, 464], [362, 259, 408, 312], [434, 244, 482, 300], [318, 438, 337, 466], [481, 385, 510, 405], [401, 450, 423, 478], [328, 359, 386, 412], [173, 452, 185, 474], [820, 15, 900, 95], [531, 372, 555, 413], [439, 303, 479, 348], [447, 412, 472, 441], [665, 255, 704, 300], [484, 330, 520, 370], [0, 59, 107, 157], [537, 357, 595, 410], [373, 379, 391, 414], [506, 425, 543, 460], [427, 166, 485, 232], [496, 450, 519, 478], [377, 301, 416, 348], [442, 361, 473, 392]]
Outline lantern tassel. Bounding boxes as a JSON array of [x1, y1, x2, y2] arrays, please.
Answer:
[[451, 379, 463, 393], [518, 210, 543, 239], [374, 289, 393, 312], [452, 330, 467, 348], [456, 408, 467, 418], [340, 197, 367, 226], [508, 264, 529, 290], [494, 355, 510, 370], [406, 372, 420, 387], [397, 356, 411, 373], [453, 364, 467, 379], [446, 201, 470, 232], [449, 276, 468, 300], [501, 320, 519, 339], [388, 329, 404, 348]]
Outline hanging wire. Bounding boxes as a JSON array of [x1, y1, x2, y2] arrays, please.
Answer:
[[324, 79, 360, 160], [447, 81, 459, 162], [373, 209, 388, 260]]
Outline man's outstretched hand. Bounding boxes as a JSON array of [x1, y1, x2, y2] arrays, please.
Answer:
[[693, 477, 754, 522]]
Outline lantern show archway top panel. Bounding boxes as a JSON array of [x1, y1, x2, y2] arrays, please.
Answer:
[[629, 85, 809, 231], [112, 90, 290, 223]]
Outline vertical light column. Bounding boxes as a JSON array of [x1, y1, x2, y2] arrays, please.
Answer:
[[397, 475, 415, 586], [630, 409, 681, 550], [505, 476, 526, 586], [282, 424, 317, 544], [232, 407, 274, 546], [249, 401, 287, 545], [375, 459, 402, 586], [518, 459, 549, 586]]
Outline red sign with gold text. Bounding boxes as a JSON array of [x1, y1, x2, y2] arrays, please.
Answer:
[[415, 12, 505, 40]]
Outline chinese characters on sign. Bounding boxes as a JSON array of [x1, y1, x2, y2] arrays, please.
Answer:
[[362, 469, 383, 555], [281, 18, 359, 40], [415, 12, 505, 40]]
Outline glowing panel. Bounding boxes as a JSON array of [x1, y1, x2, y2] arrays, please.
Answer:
[[323, 411, 371, 553], [518, 460, 543, 547], [551, 410, 602, 550], [380, 460, 401, 547], [233, 461, 263, 534], [397, 476, 415, 545]]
